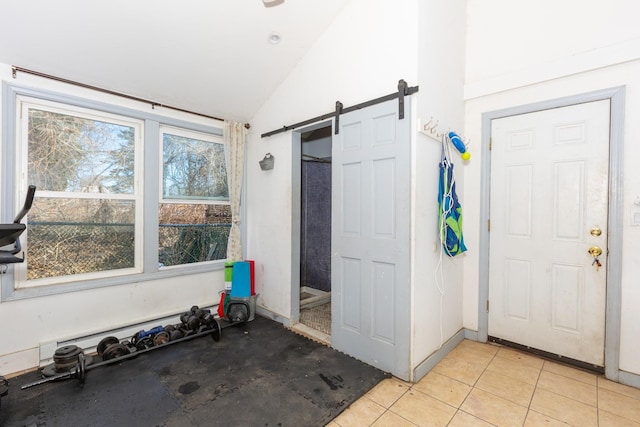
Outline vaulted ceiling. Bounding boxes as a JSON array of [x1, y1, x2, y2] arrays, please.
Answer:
[[0, 0, 350, 122]]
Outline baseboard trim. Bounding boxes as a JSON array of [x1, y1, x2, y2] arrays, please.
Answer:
[[39, 304, 217, 366], [464, 329, 479, 341], [619, 370, 640, 389], [255, 306, 291, 327], [412, 328, 466, 382]]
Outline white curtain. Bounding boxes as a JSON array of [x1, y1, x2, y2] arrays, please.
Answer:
[[224, 121, 246, 261]]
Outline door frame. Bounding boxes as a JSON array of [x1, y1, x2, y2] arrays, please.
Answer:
[[477, 86, 625, 381], [290, 120, 334, 326]]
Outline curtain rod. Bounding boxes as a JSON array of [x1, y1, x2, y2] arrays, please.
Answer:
[[11, 66, 250, 128], [261, 79, 418, 138]]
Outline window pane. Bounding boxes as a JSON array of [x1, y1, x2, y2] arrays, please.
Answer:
[[28, 108, 135, 194], [27, 198, 135, 279], [162, 133, 228, 200], [159, 203, 231, 267]]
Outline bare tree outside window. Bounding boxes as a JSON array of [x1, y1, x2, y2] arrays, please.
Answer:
[[162, 133, 228, 199], [17, 101, 231, 285], [26, 108, 137, 280], [159, 131, 231, 267]]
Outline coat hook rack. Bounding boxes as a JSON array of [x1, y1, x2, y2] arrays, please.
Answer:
[[419, 117, 471, 161], [420, 117, 444, 140]]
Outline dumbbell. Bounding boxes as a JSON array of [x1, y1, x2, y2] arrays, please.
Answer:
[[21, 318, 222, 390]]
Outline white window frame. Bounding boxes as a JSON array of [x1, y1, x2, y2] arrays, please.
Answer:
[[14, 96, 145, 288], [159, 125, 229, 204], [158, 125, 231, 270], [1, 82, 229, 301]]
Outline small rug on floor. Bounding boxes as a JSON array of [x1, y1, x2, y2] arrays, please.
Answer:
[[1, 315, 387, 427], [300, 302, 331, 335]]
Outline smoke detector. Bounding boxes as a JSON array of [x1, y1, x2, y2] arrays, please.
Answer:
[[268, 32, 282, 44]]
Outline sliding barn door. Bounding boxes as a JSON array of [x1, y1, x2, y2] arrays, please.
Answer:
[[331, 99, 411, 380]]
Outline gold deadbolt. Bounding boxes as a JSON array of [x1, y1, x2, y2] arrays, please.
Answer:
[[590, 227, 602, 237], [588, 246, 602, 257]]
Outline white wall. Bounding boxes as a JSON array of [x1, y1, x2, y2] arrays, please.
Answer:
[[247, 0, 469, 379], [465, 0, 639, 86], [0, 63, 225, 375], [463, 0, 640, 376], [246, 0, 420, 319], [411, 0, 467, 370]]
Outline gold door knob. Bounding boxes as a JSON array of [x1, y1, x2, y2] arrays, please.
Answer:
[[588, 246, 602, 257], [590, 227, 602, 237]]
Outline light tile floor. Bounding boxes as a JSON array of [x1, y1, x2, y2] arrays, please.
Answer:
[[327, 339, 640, 427]]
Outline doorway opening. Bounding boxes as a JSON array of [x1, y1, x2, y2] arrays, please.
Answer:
[[298, 125, 332, 340]]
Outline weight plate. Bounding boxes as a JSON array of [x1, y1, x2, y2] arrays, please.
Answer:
[[186, 316, 200, 331], [169, 329, 184, 341], [53, 345, 81, 357], [179, 313, 190, 324], [53, 346, 81, 361], [96, 336, 119, 356], [130, 330, 144, 346], [210, 319, 222, 342], [102, 343, 129, 361], [135, 337, 153, 351], [53, 360, 79, 372], [41, 363, 58, 378], [53, 345, 84, 372], [153, 331, 170, 346], [41, 354, 93, 378]]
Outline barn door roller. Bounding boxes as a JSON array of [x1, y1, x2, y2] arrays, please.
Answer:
[[398, 79, 408, 120]]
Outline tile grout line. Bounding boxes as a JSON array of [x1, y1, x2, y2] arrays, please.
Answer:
[[522, 358, 545, 426], [443, 346, 501, 426], [373, 385, 413, 427], [336, 342, 640, 427], [539, 365, 603, 408], [520, 355, 605, 425], [596, 375, 600, 427], [382, 403, 420, 427], [364, 395, 386, 427]]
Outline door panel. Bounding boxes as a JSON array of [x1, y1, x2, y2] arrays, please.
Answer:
[[489, 100, 610, 366], [332, 100, 410, 379]]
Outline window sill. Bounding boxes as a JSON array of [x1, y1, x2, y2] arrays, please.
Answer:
[[2, 261, 225, 302]]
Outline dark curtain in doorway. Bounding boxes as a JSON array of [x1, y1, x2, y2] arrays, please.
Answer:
[[301, 160, 331, 292]]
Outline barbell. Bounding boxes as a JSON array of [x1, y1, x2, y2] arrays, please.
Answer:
[[21, 319, 222, 390]]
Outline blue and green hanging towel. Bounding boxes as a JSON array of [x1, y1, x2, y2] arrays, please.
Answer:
[[438, 139, 467, 257]]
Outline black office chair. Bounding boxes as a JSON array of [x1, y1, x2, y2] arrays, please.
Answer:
[[0, 185, 36, 265]]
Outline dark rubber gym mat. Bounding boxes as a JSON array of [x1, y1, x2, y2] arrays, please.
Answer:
[[0, 315, 387, 426]]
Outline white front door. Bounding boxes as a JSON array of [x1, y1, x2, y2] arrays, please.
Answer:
[[489, 100, 610, 366], [331, 99, 411, 380]]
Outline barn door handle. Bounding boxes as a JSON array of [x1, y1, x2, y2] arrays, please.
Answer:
[[588, 246, 602, 257]]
